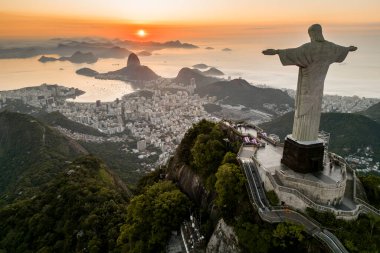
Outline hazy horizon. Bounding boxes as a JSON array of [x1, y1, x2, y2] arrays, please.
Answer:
[[1, 23, 379, 99], [1, 0, 379, 99]]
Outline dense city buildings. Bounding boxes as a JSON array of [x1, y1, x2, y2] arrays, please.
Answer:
[[284, 88, 380, 113], [0, 81, 378, 173], [0, 81, 215, 167], [0, 84, 83, 109]]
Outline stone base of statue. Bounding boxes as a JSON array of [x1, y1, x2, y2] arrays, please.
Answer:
[[281, 135, 324, 173]]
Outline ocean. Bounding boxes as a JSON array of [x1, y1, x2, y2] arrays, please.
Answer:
[[0, 25, 379, 101]]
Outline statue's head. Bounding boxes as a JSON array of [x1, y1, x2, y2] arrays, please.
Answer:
[[308, 24, 325, 42]]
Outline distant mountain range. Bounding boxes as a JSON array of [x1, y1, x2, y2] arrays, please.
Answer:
[[259, 112, 380, 160], [55, 40, 131, 58], [39, 51, 98, 64], [0, 37, 198, 59], [0, 42, 130, 59], [137, 50, 152, 56], [115, 39, 198, 50]]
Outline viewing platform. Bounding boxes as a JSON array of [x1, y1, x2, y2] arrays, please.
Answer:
[[225, 121, 369, 220]]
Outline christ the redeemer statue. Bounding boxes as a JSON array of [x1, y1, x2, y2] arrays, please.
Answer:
[[263, 24, 357, 142], [263, 24, 357, 173]]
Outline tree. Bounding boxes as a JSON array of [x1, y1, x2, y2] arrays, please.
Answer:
[[221, 152, 238, 165], [191, 134, 225, 177], [266, 190, 279, 206], [367, 213, 380, 238], [178, 119, 217, 165], [306, 208, 380, 252], [236, 222, 271, 253], [215, 163, 245, 216], [273, 222, 305, 248], [0, 156, 129, 253], [359, 175, 380, 208], [118, 181, 190, 253]]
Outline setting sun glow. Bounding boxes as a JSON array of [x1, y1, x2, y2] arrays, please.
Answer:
[[137, 29, 146, 37]]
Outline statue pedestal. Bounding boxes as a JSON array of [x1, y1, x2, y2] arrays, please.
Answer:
[[281, 135, 324, 173]]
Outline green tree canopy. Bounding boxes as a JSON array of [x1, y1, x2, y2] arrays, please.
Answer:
[[359, 175, 380, 208], [236, 222, 271, 253], [222, 152, 238, 165], [273, 222, 305, 248], [118, 181, 190, 253], [177, 119, 217, 165], [191, 133, 225, 177], [215, 163, 246, 216], [0, 156, 128, 253]]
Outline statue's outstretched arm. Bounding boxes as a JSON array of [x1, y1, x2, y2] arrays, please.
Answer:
[[262, 49, 279, 55], [348, 46, 357, 52], [332, 44, 357, 63]]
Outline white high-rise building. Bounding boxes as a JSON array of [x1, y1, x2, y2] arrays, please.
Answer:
[[137, 140, 146, 152]]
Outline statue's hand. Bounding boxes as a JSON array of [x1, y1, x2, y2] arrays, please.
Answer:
[[349, 46, 357, 52], [262, 49, 278, 55]]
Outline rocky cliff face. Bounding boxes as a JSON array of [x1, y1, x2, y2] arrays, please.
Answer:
[[167, 155, 212, 209], [206, 219, 240, 253], [165, 121, 242, 252], [166, 147, 242, 252]]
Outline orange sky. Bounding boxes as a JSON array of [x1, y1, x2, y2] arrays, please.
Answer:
[[0, 12, 277, 41], [0, 12, 215, 40], [1, 0, 380, 40]]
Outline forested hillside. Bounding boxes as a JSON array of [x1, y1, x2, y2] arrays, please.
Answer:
[[0, 111, 86, 199]]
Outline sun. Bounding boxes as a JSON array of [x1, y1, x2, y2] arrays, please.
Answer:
[[137, 29, 146, 37]]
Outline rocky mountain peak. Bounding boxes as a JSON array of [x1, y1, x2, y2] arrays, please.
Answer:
[[127, 53, 141, 67]]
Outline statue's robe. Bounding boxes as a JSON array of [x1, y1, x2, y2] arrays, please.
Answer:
[[278, 41, 350, 141]]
